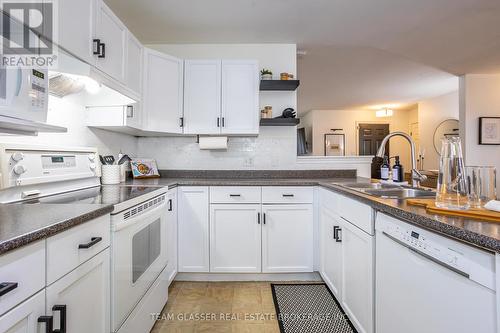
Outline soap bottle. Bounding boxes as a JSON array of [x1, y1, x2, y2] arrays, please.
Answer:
[[380, 156, 390, 180], [392, 156, 404, 182]]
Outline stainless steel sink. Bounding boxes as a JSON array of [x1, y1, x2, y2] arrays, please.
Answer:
[[339, 182, 401, 190], [363, 188, 436, 199]]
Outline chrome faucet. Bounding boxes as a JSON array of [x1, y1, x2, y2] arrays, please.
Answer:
[[376, 131, 427, 187]]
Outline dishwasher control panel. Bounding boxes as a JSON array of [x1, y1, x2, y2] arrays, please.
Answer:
[[377, 212, 497, 291], [381, 222, 469, 275]]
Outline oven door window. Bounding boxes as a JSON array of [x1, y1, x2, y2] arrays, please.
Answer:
[[132, 218, 161, 283]]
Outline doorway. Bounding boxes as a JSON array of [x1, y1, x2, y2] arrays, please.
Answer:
[[358, 123, 390, 156]]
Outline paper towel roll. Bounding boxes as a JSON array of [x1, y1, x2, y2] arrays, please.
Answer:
[[199, 136, 228, 150]]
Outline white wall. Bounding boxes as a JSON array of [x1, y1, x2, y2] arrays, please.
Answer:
[[417, 91, 459, 170], [302, 109, 413, 168], [459, 75, 500, 193], [0, 94, 138, 156]]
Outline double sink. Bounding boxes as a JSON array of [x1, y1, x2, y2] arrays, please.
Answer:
[[338, 182, 436, 199]]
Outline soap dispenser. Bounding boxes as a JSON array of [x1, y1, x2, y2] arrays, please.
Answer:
[[380, 156, 390, 180], [392, 156, 404, 182]]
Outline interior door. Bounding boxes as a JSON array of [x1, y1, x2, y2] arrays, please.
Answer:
[[142, 48, 183, 133], [55, 0, 95, 64], [183, 60, 222, 134], [262, 204, 313, 273], [210, 204, 261, 272], [0, 290, 45, 333], [95, 1, 126, 82], [358, 123, 389, 156], [320, 206, 343, 298], [221, 60, 259, 135], [46, 250, 110, 333]]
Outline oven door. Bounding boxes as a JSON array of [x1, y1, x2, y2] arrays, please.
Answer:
[[111, 198, 168, 331]]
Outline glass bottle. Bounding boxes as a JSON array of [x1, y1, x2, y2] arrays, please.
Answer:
[[435, 137, 470, 210]]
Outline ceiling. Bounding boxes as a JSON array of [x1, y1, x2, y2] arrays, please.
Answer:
[[105, 0, 500, 112]]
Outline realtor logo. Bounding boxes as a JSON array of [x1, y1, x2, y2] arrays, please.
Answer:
[[0, 0, 58, 67]]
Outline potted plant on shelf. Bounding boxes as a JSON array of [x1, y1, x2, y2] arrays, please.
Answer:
[[261, 69, 273, 80]]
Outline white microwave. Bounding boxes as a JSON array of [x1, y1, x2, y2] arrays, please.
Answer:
[[0, 67, 49, 123]]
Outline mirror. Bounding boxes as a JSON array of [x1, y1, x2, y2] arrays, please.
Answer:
[[433, 119, 460, 154]]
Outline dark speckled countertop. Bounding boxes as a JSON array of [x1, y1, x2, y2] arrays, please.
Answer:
[[123, 175, 500, 253], [0, 204, 113, 255]]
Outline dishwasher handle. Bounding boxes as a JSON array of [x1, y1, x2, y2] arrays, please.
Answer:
[[381, 231, 470, 279]]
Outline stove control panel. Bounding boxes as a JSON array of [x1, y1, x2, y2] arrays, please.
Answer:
[[0, 145, 100, 189]]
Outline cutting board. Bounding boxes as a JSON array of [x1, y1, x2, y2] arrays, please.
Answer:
[[406, 198, 500, 223]]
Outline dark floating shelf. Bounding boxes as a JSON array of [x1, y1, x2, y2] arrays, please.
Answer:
[[260, 80, 300, 91], [260, 118, 300, 126]]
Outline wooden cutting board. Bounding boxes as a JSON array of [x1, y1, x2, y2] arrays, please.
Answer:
[[406, 198, 500, 223]]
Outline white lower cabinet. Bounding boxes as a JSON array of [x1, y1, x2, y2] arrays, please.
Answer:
[[46, 249, 110, 333], [178, 187, 210, 272], [210, 204, 262, 272], [340, 218, 374, 333], [262, 204, 313, 273], [166, 189, 178, 283], [319, 205, 343, 298], [0, 290, 45, 333]]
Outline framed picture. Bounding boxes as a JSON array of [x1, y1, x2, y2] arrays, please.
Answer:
[[324, 133, 345, 156], [479, 117, 500, 145], [130, 159, 160, 178]]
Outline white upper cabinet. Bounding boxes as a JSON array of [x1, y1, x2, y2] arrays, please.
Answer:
[[221, 60, 259, 135], [94, 0, 127, 83], [142, 48, 184, 133], [183, 60, 222, 135], [55, 0, 96, 64], [125, 32, 143, 96]]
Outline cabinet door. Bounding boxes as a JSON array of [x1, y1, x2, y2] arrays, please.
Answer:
[[142, 48, 184, 133], [319, 206, 343, 299], [262, 204, 313, 273], [210, 204, 261, 272], [221, 60, 259, 135], [46, 249, 110, 333], [183, 60, 221, 134], [341, 220, 374, 333], [55, 0, 95, 64], [125, 32, 143, 96], [178, 187, 209, 272], [166, 190, 178, 283], [0, 290, 45, 333], [95, 1, 126, 82]]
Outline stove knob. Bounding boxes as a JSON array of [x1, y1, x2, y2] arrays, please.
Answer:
[[89, 163, 96, 171], [11, 152, 24, 162], [13, 164, 27, 175], [88, 154, 95, 161]]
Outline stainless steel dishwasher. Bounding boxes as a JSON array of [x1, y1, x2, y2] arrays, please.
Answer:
[[375, 213, 497, 333]]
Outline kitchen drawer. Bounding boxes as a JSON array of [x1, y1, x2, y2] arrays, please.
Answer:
[[46, 214, 110, 285], [262, 186, 314, 204], [210, 186, 261, 204], [0, 240, 45, 317], [336, 195, 374, 235]]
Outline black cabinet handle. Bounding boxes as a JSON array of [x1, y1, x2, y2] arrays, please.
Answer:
[[99, 42, 106, 58], [168, 199, 173, 211], [52, 305, 66, 333], [92, 39, 101, 55], [229, 194, 241, 197], [0, 282, 18, 297], [263, 213, 266, 225], [217, 117, 220, 127], [282, 194, 294, 197], [38, 316, 53, 333], [333, 226, 342, 242], [257, 212, 260, 224], [180, 117, 184, 128], [78, 237, 102, 249], [222, 117, 225, 127]]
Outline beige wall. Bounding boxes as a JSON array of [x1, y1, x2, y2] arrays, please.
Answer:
[[460, 75, 500, 194], [301, 109, 413, 168], [417, 91, 459, 170]]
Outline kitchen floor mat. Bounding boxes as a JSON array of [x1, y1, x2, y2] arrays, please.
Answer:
[[271, 283, 357, 333]]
